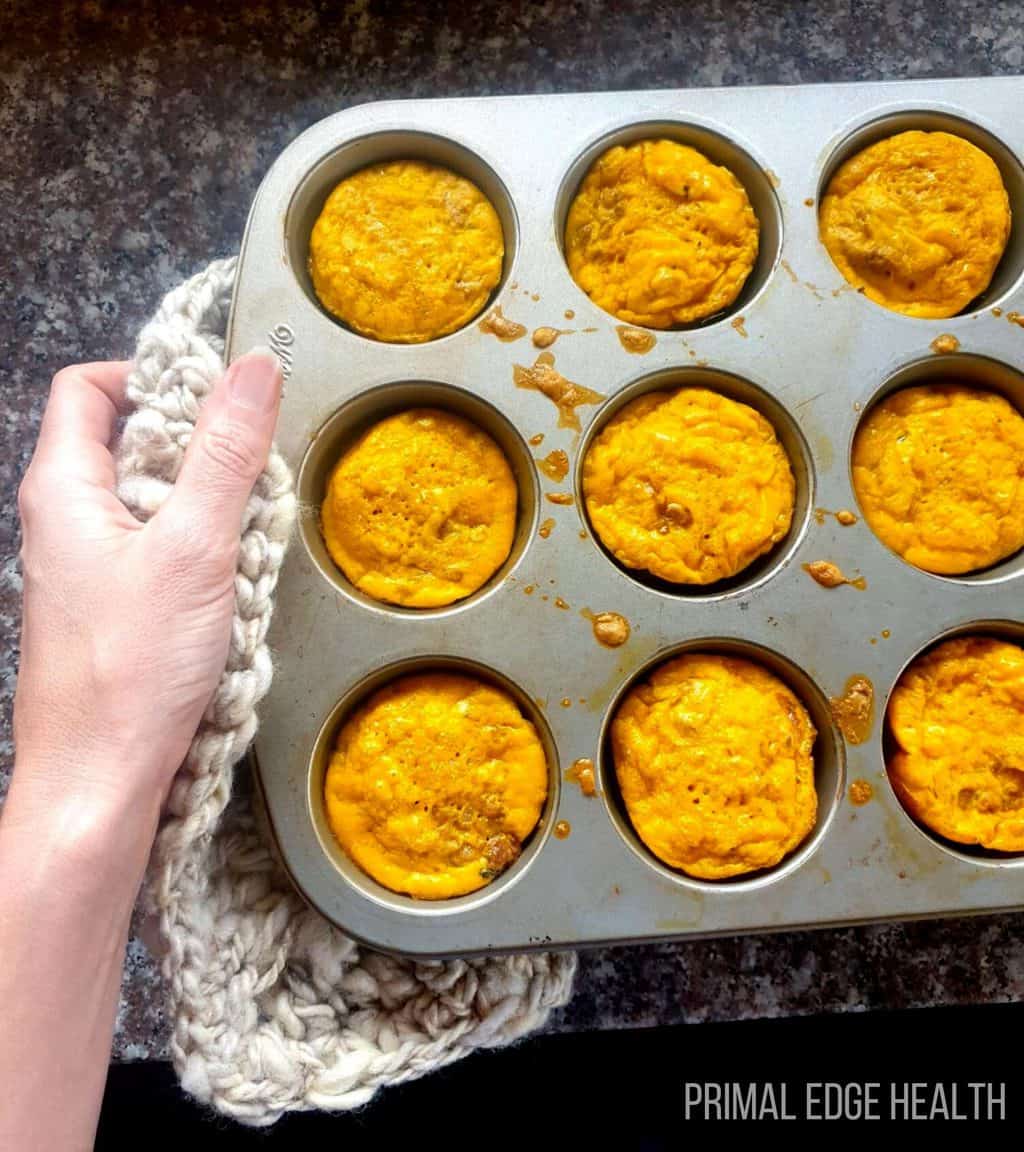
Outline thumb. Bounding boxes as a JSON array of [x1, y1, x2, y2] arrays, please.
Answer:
[[159, 349, 283, 552]]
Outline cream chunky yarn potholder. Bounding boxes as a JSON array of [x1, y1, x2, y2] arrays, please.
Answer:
[[114, 258, 577, 1126]]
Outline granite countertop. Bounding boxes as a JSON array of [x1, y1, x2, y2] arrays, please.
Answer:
[[2, 0, 1024, 1061]]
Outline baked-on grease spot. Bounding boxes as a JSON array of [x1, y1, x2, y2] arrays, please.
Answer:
[[513, 351, 604, 431], [545, 491, 574, 505], [581, 608, 631, 648], [803, 560, 867, 590], [554, 820, 572, 840], [578, 529, 588, 539], [566, 758, 598, 797], [731, 315, 748, 338], [560, 697, 572, 708], [881, 629, 891, 639], [479, 305, 527, 341], [615, 325, 657, 354], [537, 449, 569, 482], [564, 309, 575, 320], [532, 327, 560, 349], [528, 433, 545, 446], [1008, 311, 1024, 328], [814, 434, 835, 472], [992, 307, 1004, 317], [780, 259, 799, 283], [554, 596, 570, 610], [523, 584, 536, 595], [829, 675, 875, 744], [804, 197, 815, 207], [814, 507, 858, 526], [930, 333, 960, 354], [538, 517, 555, 539]]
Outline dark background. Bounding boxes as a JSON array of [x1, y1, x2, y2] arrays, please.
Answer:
[[3, 0, 1024, 1139], [97, 1006, 1021, 1142]]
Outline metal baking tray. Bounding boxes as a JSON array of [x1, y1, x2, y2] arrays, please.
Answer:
[[229, 78, 1024, 957]]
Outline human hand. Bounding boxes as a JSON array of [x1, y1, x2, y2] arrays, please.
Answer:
[[12, 351, 283, 827]]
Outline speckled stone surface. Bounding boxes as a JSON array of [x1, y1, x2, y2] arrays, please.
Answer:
[[3, 0, 1024, 1062]]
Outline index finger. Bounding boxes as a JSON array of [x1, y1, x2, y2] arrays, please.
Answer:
[[33, 361, 132, 490]]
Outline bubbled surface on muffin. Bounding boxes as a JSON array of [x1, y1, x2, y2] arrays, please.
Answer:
[[612, 653, 818, 879], [309, 160, 504, 342], [820, 130, 1010, 318], [852, 384, 1024, 575], [582, 388, 795, 585], [325, 673, 548, 899], [565, 139, 760, 328], [887, 636, 1024, 852], [321, 408, 517, 608]]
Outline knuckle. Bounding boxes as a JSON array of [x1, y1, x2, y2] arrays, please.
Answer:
[[16, 474, 35, 522], [17, 471, 52, 577], [16, 467, 45, 524], [49, 365, 81, 398], [200, 421, 263, 482]]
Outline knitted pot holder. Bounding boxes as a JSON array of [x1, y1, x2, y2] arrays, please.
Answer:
[[114, 258, 576, 1126]]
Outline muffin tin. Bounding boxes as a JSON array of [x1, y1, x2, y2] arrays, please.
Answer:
[[230, 78, 1024, 957]]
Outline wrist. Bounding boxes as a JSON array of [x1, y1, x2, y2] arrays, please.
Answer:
[[2, 753, 163, 892]]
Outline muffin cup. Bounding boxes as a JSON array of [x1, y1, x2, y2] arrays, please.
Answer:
[[817, 107, 1024, 317], [286, 130, 519, 341], [307, 656, 561, 916], [880, 619, 1024, 869], [555, 118, 783, 330], [598, 638, 845, 894], [574, 367, 814, 598], [849, 352, 1024, 584], [297, 381, 539, 616]]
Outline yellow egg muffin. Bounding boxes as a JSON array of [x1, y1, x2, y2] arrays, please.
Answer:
[[852, 384, 1024, 575], [309, 160, 504, 342], [565, 139, 760, 328], [820, 130, 1011, 318], [887, 636, 1024, 852], [321, 408, 517, 608], [582, 388, 795, 584], [324, 673, 548, 899], [612, 653, 818, 879]]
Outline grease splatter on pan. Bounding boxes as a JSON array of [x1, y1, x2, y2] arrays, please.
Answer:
[[513, 352, 604, 431]]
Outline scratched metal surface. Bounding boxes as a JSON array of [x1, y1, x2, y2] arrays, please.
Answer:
[[229, 78, 1024, 956]]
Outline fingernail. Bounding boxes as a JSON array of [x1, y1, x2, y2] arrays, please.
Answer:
[[228, 348, 281, 412]]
